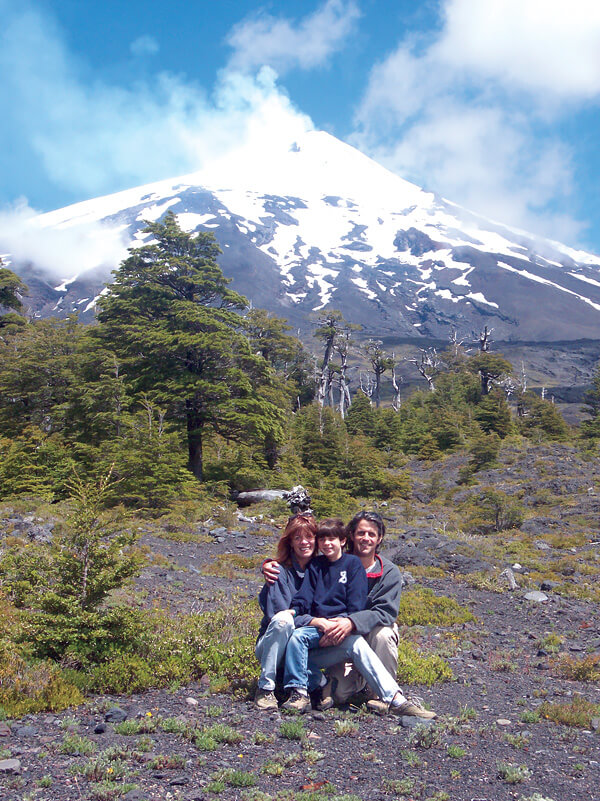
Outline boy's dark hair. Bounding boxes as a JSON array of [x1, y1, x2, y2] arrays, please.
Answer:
[[346, 511, 385, 554], [316, 517, 346, 542]]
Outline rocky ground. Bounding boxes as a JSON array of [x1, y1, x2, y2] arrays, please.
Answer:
[[1, 442, 600, 801]]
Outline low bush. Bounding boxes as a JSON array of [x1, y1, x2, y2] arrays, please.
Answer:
[[398, 587, 476, 627], [396, 642, 453, 685], [553, 654, 600, 682], [539, 696, 600, 727]]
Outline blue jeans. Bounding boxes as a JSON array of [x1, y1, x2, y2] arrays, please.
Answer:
[[308, 634, 401, 704], [255, 611, 295, 691], [283, 626, 327, 692]]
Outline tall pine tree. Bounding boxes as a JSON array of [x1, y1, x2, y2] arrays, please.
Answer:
[[96, 212, 285, 481]]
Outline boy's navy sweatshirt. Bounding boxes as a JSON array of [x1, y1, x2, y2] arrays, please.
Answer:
[[291, 552, 367, 628]]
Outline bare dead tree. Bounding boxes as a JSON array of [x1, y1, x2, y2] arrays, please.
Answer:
[[335, 331, 353, 419], [364, 340, 394, 408], [359, 372, 374, 402], [406, 348, 439, 392], [478, 326, 493, 353], [391, 352, 403, 411]]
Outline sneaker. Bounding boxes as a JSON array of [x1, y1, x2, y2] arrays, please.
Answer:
[[367, 696, 437, 719], [282, 689, 311, 714], [317, 679, 334, 711], [255, 688, 278, 711], [366, 698, 390, 716]]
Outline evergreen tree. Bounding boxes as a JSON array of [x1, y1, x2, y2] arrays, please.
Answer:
[[345, 392, 375, 436], [474, 390, 513, 438], [0, 316, 81, 437], [0, 261, 28, 327], [96, 213, 285, 481]]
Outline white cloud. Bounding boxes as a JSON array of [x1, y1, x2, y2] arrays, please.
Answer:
[[226, 0, 360, 74], [353, 0, 598, 246], [0, 199, 129, 281], [130, 35, 159, 57], [437, 0, 600, 98], [0, 5, 313, 199], [0, 1, 314, 280]]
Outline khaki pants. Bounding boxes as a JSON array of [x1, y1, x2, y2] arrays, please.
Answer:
[[329, 623, 399, 703]]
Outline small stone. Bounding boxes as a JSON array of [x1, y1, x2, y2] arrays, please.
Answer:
[[0, 759, 21, 774], [94, 723, 107, 734], [185, 697, 199, 707], [105, 707, 128, 723], [540, 580, 559, 591], [309, 711, 326, 721], [15, 725, 37, 737], [399, 715, 435, 729], [591, 717, 600, 731], [471, 649, 485, 661], [496, 719, 511, 726], [0, 722, 11, 737], [534, 540, 552, 551], [170, 776, 190, 786], [524, 591, 549, 603], [123, 791, 145, 801]]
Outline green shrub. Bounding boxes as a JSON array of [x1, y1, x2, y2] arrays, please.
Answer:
[[396, 642, 453, 686], [398, 587, 476, 627]]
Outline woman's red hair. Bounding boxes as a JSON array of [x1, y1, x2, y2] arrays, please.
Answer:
[[275, 514, 317, 567]]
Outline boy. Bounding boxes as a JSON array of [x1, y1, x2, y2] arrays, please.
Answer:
[[282, 518, 367, 712]]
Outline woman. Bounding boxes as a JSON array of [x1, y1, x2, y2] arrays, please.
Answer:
[[254, 513, 317, 710]]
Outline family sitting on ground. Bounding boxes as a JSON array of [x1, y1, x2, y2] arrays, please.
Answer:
[[255, 511, 437, 718]]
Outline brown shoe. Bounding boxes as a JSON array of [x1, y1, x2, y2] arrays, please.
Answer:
[[282, 689, 311, 714], [367, 696, 437, 719], [255, 688, 278, 711], [317, 679, 334, 711], [392, 696, 437, 719]]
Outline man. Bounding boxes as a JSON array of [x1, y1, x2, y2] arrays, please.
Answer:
[[264, 511, 436, 717]]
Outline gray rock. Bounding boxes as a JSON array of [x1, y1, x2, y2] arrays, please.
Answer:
[[0, 759, 21, 774], [210, 527, 228, 537], [15, 725, 37, 737], [534, 540, 552, 551], [524, 591, 549, 603], [105, 707, 128, 723], [399, 715, 435, 728], [123, 791, 145, 801], [540, 580, 559, 591], [94, 723, 107, 734], [591, 717, 600, 731], [0, 722, 11, 737]]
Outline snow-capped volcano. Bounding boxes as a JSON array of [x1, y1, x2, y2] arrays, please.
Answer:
[[5, 130, 600, 342]]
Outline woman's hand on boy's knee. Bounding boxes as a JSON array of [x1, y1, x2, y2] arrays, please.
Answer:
[[318, 617, 354, 647], [262, 559, 281, 584]]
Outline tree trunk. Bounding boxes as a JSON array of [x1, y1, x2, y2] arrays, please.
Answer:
[[186, 402, 204, 481]]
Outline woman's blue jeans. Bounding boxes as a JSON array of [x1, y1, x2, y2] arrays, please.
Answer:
[[255, 611, 295, 691]]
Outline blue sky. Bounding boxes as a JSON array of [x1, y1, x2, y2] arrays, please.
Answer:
[[1, 0, 600, 254]]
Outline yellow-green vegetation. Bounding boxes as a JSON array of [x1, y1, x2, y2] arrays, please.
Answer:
[[0, 639, 83, 717], [333, 719, 359, 736], [398, 586, 476, 627], [280, 719, 305, 740], [202, 552, 267, 578], [497, 762, 532, 784], [539, 696, 600, 727], [536, 632, 564, 653], [553, 654, 600, 682], [396, 641, 453, 685]]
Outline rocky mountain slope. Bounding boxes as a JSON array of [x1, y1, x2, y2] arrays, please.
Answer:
[[5, 131, 600, 344]]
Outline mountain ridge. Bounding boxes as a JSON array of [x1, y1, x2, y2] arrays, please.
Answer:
[[4, 130, 600, 343]]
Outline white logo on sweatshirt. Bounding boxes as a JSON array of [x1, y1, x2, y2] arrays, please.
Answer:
[[339, 570, 347, 584]]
